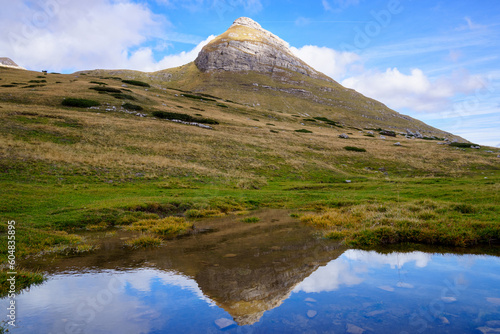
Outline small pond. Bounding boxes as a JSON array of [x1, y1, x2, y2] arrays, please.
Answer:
[[2, 210, 500, 333]]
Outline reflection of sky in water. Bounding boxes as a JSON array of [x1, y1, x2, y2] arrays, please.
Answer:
[[2, 251, 500, 333]]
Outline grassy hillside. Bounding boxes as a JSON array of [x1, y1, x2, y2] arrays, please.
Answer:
[[0, 66, 499, 275], [86, 62, 465, 142]]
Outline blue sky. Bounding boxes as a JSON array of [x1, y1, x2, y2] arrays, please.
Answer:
[[1, 0, 499, 146]]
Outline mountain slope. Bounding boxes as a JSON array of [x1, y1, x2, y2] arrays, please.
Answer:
[[87, 17, 462, 141]]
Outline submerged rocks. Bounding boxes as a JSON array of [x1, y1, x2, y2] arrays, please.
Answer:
[[214, 318, 236, 330]]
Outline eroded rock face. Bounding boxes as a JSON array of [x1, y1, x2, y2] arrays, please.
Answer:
[[195, 17, 331, 82]]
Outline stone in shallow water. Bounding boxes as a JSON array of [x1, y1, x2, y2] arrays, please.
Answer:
[[477, 327, 500, 334], [215, 318, 236, 330], [487, 297, 500, 305], [365, 310, 386, 317], [378, 285, 394, 292], [307, 310, 317, 318], [347, 323, 365, 334]]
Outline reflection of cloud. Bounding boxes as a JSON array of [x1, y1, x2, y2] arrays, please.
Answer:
[[6, 269, 217, 333], [293, 258, 365, 293], [344, 250, 432, 269], [125, 269, 216, 306], [293, 250, 432, 294]]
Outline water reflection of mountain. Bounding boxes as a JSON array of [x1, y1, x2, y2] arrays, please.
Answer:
[[24, 210, 345, 325]]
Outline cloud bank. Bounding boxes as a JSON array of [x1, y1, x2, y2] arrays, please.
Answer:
[[0, 0, 214, 73]]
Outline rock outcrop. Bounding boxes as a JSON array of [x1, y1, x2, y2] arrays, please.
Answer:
[[0, 58, 25, 70], [195, 17, 332, 82]]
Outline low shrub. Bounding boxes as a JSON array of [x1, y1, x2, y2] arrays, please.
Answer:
[[180, 93, 216, 102], [126, 217, 192, 238], [111, 93, 136, 100], [295, 129, 313, 133], [122, 103, 143, 111], [89, 86, 121, 93], [125, 235, 162, 248], [122, 79, 150, 87], [152, 111, 219, 125], [62, 98, 100, 108], [344, 146, 366, 152], [450, 142, 480, 148]]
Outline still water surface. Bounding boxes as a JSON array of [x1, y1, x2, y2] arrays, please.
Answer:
[[2, 210, 500, 333]]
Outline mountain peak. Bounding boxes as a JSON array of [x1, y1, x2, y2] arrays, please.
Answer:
[[194, 18, 331, 82], [0, 57, 25, 70], [231, 17, 263, 30]]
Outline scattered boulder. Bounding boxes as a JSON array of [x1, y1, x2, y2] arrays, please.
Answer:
[[394, 142, 402, 146], [471, 145, 481, 149], [339, 133, 349, 139], [380, 135, 386, 140], [345, 180, 352, 183]]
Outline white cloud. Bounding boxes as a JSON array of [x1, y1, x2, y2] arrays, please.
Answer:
[[322, 0, 360, 11], [126, 35, 215, 72], [0, 0, 212, 73], [157, 0, 263, 13], [293, 258, 365, 293], [457, 17, 486, 31], [290, 45, 360, 80], [341, 68, 485, 112], [344, 250, 432, 269]]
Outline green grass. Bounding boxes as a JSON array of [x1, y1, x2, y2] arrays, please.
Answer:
[[241, 216, 260, 223], [300, 197, 500, 248], [0, 270, 46, 297], [125, 235, 162, 248], [126, 217, 193, 238]]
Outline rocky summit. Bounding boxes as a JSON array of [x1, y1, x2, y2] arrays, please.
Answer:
[[195, 17, 331, 82]]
